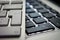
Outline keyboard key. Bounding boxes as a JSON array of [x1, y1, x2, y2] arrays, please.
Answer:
[[0, 27, 21, 37], [27, 0, 34, 3], [33, 17, 46, 24], [0, 0, 9, 4], [56, 13, 60, 17], [26, 20, 35, 28], [8, 10, 22, 26], [28, 13, 40, 18], [38, 9, 49, 13], [30, 2, 39, 6], [49, 17, 60, 28], [42, 13, 55, 19], [3, 4, 22, 10], [50, 9, 59, 14], [11, 0, 23, 4], [34, 5, 44, 10], [0, 18, 9, 26], [44, 5, 52, 10], [26, 5, 31, 9], [26, 23, 54, 34], [0, 10, 7, 17], [26, 16, 29, 20], [26, 9, 35, 13]]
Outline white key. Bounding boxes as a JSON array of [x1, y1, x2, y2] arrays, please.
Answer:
[[0, 0, 9, 4], [8, 10, 22, 26], [3, 4, 22, 10], [0, 10, 7, 17], [0, 18, 9, 26], [0, 27, 21, 37], [11, 0, 23, 4]]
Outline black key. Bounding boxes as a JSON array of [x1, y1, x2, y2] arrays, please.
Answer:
[[30, 2, 39, 6], [49, 17, 60, 28], [34, 5, 44, 10], [50, 9, 59, 14], [26, 16, 29, 21], [26, 6, 31, 9], [38, 9, 49, 13], [33, 17, 46, 24], [27, 0, 34, 3], [26, 4, 31, 9], [37, 1, 52, 10], [26, 9, 35, 13], [56, 13, 60, 17], [28, 13, 40, 18], [26, 23, 54, 34], [42, 13, 55, 19], [26, 20, 35, 28], [43, 5, 52, 10]]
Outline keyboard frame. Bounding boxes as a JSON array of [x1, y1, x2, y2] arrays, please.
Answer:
[[26, 0, 60, 40]]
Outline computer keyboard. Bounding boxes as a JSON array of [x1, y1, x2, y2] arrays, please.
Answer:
[[0, 0, 24, 38], [0, 0, 60, 40], [26, 0, 60, 36]]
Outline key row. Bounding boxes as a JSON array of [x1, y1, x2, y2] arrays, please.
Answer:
[[26, 23, 55, 34]]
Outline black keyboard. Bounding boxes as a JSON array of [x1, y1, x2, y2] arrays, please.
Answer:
[[26, 0, 60, 35]]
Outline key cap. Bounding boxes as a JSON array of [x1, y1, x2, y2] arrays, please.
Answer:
[[0, 18, 9, 26], [27, 0, 34, 3], [56, 13, 60, 17], [33, 17, 46, 24], [49, 17, 60, 28], [11, 0, 23, 4], [0, 27, 21, 37], [26, 16, 29, 21], [30, 2, 39, 6], [0, 10, 7, 17], [26, 5, 31, 9], [8, 10, 22, 26], [26, 20, 35, 28], [26, 23, 54, 34], [38, 9, 49, 13], [28, 13, 40, 18], [42, 13, 55, 19], [3, 4, 22, 10], [26, 9, 35, 13], [0, 0, 9, 4], [44, 5, 52, 10], [50, 9, 59, 14], [26, 3, 31, 9], [34, 6, 44, 10]]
